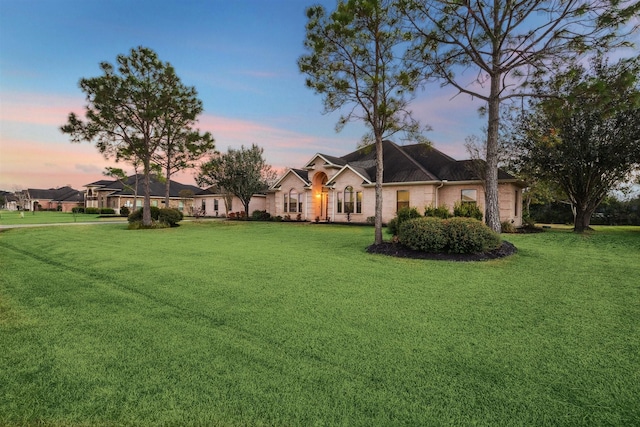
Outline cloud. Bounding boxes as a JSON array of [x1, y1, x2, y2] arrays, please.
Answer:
[[0, 92, 84, 126]]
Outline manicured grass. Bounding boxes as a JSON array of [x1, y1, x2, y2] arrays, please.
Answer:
[[0, 210, 125, 225], [1, 222, 639, 426]]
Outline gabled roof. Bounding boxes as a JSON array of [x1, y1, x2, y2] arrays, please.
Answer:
[[271, 168, 311, 189], [27, 186, 84, 202], [337, 140, 517, 183], [303, 154, 347, 170], [88, 175, 201, 198]]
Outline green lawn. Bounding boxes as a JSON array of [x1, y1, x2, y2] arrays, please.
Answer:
[[0, 210, 126, 226], [1, 222, 638, 426]]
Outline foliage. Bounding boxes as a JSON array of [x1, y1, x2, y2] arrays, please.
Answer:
[[501, 220, 517, 234], [399, 0, 639, 232], [158, 208, 183, 227], [453, 201, 483, 221], [72, 207, 85, 214], [85, 207, 100, 215], [251, 210, 271, 221], [120, 206, 130, 217], [128, 206, 161, 223], [299, 0, 429, 245], [423, 204, 451, 219], [512, 56, 640, 232], [398, 216, 448, 253], [399, 216, 500, 254], [386, 206, 421, 235], [61, 47, 205, 227], [198, 144, 275, 217]]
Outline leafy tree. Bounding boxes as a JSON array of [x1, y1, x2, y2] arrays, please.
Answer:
[[298, 0, 429, 245], [61, 46, 206, 227], [197, 144, 276, 217], [399, 0, 639, 232], [512, 56, 640, 232]]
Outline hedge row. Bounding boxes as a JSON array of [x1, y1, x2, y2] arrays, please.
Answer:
[[398, 217, 501, 254], [127, 207, 184, 227]]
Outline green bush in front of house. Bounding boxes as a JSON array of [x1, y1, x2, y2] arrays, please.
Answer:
[[158, 208, 183, 227], [85, 207, 101, 215], [399, 216, 501, 254], [424, 204, 452, 219], [128, 206, 161, 223], [453, 201, 483, 221], [387, 207, 421, 235]]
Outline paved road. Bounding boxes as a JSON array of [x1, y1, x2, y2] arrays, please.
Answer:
[[0, 220, 128, 229]]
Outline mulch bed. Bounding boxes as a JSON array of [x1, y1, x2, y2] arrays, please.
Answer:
[[366, 240, 517, 262]]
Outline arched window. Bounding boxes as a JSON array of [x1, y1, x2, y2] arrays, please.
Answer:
[[344, 186, 354, 213]]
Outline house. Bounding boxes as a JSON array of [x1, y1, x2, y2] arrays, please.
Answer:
[[0, 190, 18, 211], [195, 186, 266, 217], [85, 175, 201, 215], [267, 140, 525, 226], [19, 187, 84, 212]]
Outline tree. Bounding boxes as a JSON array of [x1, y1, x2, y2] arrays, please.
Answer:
[[197, 144, 276, 217], [298, 0, 429, 245], [61, 46, 206, 227], [153, 71, 215, 206], [400, 0, 640, 232], [512, 56, 640, 231], [104, 166, 139, 210]]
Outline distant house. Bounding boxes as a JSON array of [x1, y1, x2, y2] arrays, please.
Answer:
[[84, 175, 201, 215], [267, 140, 525, 225], [1, 190, 18, 211], [19, 187, 85, 212], [194, 186, 266, 217]]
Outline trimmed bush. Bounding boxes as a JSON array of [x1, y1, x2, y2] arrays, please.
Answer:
[[398, 217, 501, 254], [424, 204, 452, 219], [453, 201, 483, 221], [85, 207, 100, 215], [128, 206, 161, 223], [398, 217, 448, 253], [158, 208, 183, 227], [252, 210, 271, 221], [72, 207, 85, 214], [100, 208, 116, 215], [120, 206, 130, 217], [387, 207, 422, 235], [445, 217, 501, 253]]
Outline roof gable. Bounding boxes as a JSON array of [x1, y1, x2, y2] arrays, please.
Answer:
[[271, 168, 310, 189]]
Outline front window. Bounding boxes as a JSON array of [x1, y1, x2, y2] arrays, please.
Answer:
[[214, 199, 219, 211], [337, 191, 343, 213], [397, 190, 410, 211], [344, 186, 354, 213], [461, 189, 477, 203], [356, 191, 362, 213], [289, 189, 298, 213]]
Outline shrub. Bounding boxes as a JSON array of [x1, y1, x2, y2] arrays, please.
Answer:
[[85, 207, 100, 215], [453, 201, 483, 221], [120, 206, 130, 217], [251, 210, 271, 221], [398, 217, 501, 254], [100, 208, 115, 215], [398, 217, 448, 253], [445, 217, 501, 254], [501, 220, 516, 233], [158, 208, 183, 227], [72, 207, 85, 214], [424, 204, 452, 219], [366, 216, 375, 225], [387, 207, 422, 235], [128, 206, 161, 223]]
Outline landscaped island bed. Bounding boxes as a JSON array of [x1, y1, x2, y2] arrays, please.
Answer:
[[1, 221, 638, 426]]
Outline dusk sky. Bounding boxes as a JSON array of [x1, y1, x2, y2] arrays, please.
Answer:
[[2, 0, 496, 191]]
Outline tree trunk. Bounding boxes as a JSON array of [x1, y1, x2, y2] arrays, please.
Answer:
[[573, 205, 594, 232], [374, 135, 384, 245], [484, 71, 502, 233], [164, 163, 171, 208], [142, 161, 152, 227]]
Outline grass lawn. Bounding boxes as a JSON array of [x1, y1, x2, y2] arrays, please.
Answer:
[[0, 210, 126, 226], [1, 221, 639, 426]]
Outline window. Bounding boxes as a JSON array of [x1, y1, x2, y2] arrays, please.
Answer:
[[152, 200, 158, 207], [178, 201, 184, 211], [461, 189, 477, 203], [514, 190, 519, 216], [344, 186, 354, 213], [337, 191, 343, 213], [356, 191, 362, 214], [136, 200, 142, 207], [201, 200, 206, 212], [284, 193, 289, 212], [214, 199, 219, 211], [289, 189, 298, 213], [397, 190, 410, 211]]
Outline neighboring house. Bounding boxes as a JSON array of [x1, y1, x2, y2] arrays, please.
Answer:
[[85, 175, 201, 215], [194, 186, 266, 217], [20, 187, 84, 212], [267, 140, 525, 226], [0, 190, 18, 211]]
